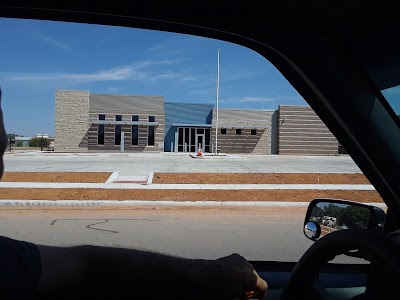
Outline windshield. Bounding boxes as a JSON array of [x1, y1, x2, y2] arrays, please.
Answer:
[[0, 17, 381, 264], [381, 86, 400, 116]]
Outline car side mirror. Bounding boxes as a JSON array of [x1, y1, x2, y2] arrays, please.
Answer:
[[304, 198, 386, 241]]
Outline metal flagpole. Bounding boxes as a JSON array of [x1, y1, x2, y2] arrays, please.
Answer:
[[215, 48, 220, 156]]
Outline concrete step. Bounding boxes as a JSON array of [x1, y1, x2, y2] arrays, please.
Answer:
[[112, 175, 148, 184]]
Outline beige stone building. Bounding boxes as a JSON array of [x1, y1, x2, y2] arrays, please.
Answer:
[[55, 90, 164, 152], [55, 90, 342, 155], [211, 108, 278, 154]]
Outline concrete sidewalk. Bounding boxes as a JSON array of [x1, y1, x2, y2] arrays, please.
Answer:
[[0, 182, 375, 190], [4, 152, 362, 176]]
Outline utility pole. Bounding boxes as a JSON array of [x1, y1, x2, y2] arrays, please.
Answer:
[[215, 48, 220, 156]]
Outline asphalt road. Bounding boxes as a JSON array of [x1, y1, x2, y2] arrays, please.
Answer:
[[0, 206, 365, 264]]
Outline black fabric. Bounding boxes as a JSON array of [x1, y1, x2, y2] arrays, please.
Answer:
[[0, 236, 41, 299]]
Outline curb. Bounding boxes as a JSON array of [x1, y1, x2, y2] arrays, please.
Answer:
[[0, 182, 376, 190], [0, 200, 387, 208], [105, 172, 119, 183], [147, 172, 154, 185]]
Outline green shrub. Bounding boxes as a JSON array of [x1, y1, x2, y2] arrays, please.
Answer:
[[29, 137, 50, 148]]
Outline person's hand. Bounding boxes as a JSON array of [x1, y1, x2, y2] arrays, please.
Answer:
[[210, 253, 268, 300]]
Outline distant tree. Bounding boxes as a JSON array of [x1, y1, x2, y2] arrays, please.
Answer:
[[339, 206, 370, 229], [323, 203, 344, 219], [15, 141, 23, 147], [311, 206, 324, 218], [29, 137, 50, 148]]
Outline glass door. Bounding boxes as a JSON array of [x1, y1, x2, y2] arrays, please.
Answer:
[[195, 133, 205, 150]]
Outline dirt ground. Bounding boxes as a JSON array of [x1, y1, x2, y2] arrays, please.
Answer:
[[0, 172, 381, 202], [152, 173, 370, 184], [2, 172, 112, 183], [0, 188, 382, 202], [2, 172, 370, 184]]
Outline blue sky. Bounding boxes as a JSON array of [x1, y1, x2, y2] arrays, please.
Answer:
[[0, 17, 307, 136]]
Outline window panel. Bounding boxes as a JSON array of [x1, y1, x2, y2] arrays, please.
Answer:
[[178, 128, 183, 145], [115, 115, 122, 145], [132, 125, 138, 145], [98, 115, 105, 145], [148, 126, 155, 146], [98, 125, 104, 145]]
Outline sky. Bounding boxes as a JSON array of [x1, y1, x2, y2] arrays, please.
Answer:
[[0, 17, 308, 137]]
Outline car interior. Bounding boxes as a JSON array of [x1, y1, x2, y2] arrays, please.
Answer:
[[1, 1, 400, 299]]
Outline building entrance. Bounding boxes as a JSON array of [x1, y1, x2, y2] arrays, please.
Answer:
[[177, 127, 210, 152]]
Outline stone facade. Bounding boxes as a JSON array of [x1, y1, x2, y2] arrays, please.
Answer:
[[55, 90, 89, 152], [278, 105, 339, 155], [55, 90, 340, 156], [212, 128, 268, 154], [56, 91, 164, 152], [87, 113, 164, 152], [87, 94, 165, 152], [211, 108, 277, 154]]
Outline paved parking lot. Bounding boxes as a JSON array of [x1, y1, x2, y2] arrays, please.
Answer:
[[3, 152, 361, 176]]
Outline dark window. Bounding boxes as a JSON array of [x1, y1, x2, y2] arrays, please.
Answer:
[[115, 115, 122, 145], [148, 117, 155, 147], [132, 125, 138, 145], [236, 129, 242, 135], [251, 129, 257, 135], [178, 128, 183, 145], [185, 128, 190, 151], [221, 128, 226, 135], [148, 126, 155, 146], [98, 115, 105, 145], [191, 128, 196, 145], [98, 125, 104, 145], [197, 128, 204, 134], [132, 116, 139, 145]]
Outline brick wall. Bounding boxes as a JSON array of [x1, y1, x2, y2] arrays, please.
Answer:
[[278, 105, 339, 155], [55, 90, 89, 152]]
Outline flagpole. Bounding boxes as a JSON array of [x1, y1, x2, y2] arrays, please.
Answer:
[[215, 48, 220, 156]]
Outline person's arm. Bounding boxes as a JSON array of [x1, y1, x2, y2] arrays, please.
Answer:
[[0, 236, 41, 299], [36, 244, 267, 300]]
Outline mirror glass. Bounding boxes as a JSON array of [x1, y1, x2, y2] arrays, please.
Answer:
[[307, 201, 371, 239], [304, 221, 319, 239]]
